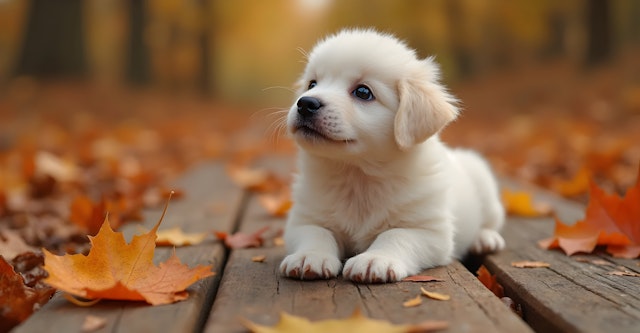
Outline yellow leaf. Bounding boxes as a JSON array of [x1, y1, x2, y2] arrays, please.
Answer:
[[155, 227, 207, 246], [241, 309, 448, 333], [251, 255, 266, 263], [420, 287, 450, 301], [502, 189, 552, 217], [402, 295, 422, 308]]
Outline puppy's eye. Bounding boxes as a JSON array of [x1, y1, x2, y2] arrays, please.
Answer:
[[352, 85, 374, 101], [308, 80, 317, 90]]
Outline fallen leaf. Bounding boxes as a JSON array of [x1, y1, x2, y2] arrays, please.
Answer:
[[401, 275, 445, 282], [537, 219, 600, 256], [241, 309, 448, 333], [43, 200, 214, 305], [34, 151, 78, 182], [510, 260, 551, 268], [273, 237, 285, 247], [215, 226, 270, 249], [251, 255, 266, 263], [258, 191, 292, 217], [540, 167, 640, 258], [420, 287, 450, 301], [227, 166, 282, 192], [155, 227, 207, 246], [69, 195, 111, 235], [82, 315, 107, 332], [502, 189, 552, 217], [0, 229, 38, 260], [608, 270, 640, 277], [552, 166, 591, 197], [402, 295, 422, 308], [0, 256, 55, 332], [477, 265, 504, 298]]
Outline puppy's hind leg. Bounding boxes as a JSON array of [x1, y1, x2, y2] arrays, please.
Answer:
[[470, 192, 506, 254], [455, 149, 506, 255]]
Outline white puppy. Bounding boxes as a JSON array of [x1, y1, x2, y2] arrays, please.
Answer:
[[279, 29, 505, 283]]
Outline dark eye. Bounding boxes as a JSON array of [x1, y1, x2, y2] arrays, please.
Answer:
[[308, 80, 317, 90], [352, 85, 374, 101]]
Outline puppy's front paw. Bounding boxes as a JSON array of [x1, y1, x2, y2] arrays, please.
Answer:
[[280, 252, 342, 280], [343, 253, 409, 283], [470, 229, 505, 254]]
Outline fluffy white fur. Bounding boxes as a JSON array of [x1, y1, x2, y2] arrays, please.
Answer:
[[279, 29, 505, 283]]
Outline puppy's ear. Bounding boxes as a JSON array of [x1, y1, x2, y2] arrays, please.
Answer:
[[394, 61, 459, 150]]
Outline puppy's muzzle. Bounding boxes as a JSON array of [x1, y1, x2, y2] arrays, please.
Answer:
[[297, 96, 323, 119]]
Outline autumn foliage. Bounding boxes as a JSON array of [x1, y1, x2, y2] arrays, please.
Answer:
[[43, 214, 214, 305], [539, 166, 640, 258]]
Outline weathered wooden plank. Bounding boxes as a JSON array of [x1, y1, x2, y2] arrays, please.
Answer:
[[14, 162, 244, 333], [484, 184, 640, 333], [205, 193, 532, 333]]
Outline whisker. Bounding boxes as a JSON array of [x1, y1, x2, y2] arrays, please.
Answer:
[[296, 46, 309, 59], [262, 86, 296, 94]]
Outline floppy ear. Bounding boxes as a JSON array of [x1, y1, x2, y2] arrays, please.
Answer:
[[394, 68, 459, 150]]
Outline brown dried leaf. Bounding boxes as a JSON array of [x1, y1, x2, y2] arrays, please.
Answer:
[[215, 226, 270, 249], [0, 256, 55, 332], [511, 260, 551, 268], [608, 270, 640, 277], [0, 229, 38, 260]]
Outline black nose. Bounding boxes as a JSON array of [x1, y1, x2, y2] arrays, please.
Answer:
[[297, 96, 323, 118]]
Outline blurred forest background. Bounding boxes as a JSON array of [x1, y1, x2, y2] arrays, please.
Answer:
[[0, 0, 639, 194], [0, 0, 639, 102]]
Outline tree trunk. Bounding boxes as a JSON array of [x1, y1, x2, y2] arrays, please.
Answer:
[[14, 0, 87, 78], [198, 0, 213, 94], [585, 0, 611, 66], [126, 0, 150, 85]]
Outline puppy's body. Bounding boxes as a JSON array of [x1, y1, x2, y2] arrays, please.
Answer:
[[280, 29, 504, 283]]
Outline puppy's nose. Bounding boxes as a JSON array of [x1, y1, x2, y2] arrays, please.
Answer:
[[297, 96, 323, 118]]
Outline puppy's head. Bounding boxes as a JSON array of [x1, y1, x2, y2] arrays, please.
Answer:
[[288, 29, 458, 160]]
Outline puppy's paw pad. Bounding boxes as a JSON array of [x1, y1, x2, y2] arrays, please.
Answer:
[[343, 253, 408, 283], [471, 229, 505, 254], [280, 252, 341, 280]]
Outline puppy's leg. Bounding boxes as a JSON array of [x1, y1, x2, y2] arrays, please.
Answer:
[[454, 149, 506, 255], [470, 199, 506, 254], [280, 225, 342, 280], [343, 227, 453, 283]]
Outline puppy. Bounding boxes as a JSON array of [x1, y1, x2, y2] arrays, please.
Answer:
[[279, 29, 505, 283]]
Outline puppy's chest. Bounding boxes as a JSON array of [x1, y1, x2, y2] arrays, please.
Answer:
[[321, 175, 394, 235]]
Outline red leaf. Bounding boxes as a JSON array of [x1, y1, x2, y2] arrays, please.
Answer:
[[215, 226, 270, 249]]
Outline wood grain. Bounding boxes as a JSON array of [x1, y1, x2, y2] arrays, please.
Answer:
[[485, 186, 640, 333], [14, 162, 244, 333], [204, 193, 532, 333]]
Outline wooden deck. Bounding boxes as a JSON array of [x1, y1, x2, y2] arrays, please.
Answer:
[[13, 161, 640, 333]]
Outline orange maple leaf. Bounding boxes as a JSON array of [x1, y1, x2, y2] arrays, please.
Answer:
[[43, 202, 214, 305], [476, 265, 504, 298], [540, 166, 640, 258]]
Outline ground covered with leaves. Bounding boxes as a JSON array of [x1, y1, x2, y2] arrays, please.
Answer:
[[1, 56, 639, 330]]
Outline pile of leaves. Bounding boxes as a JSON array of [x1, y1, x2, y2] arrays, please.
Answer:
[[0, 82, 280, 330]]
